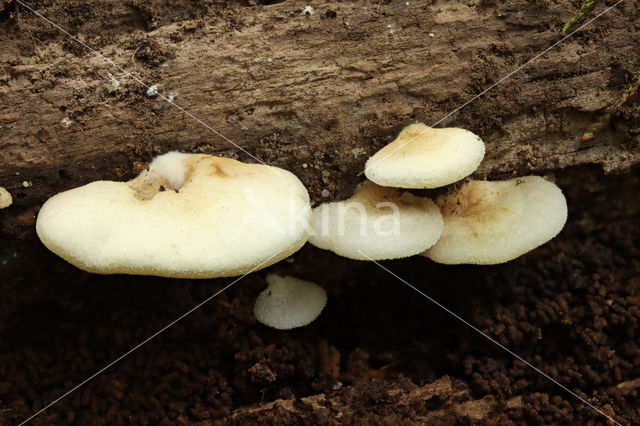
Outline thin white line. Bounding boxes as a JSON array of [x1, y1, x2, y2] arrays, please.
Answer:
[[360, 0, 627, 176], [358, 252, 621, 426], [15, 0, 267, 167], [19, 253, 281, 425]]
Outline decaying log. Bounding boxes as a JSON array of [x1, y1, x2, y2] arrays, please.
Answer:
[[221, 375, 522, 424], [1, 0, 639, 225]]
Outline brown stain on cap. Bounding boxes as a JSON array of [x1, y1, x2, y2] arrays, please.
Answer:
[[437, 181, 511, 234], [211, 163, 229, 177]]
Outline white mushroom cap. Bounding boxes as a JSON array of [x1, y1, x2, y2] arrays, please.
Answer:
[[364, 123, 485, 189], [0, 187, 11, 209], [36, 153, 311, 278], [253, 274, 327, 330], [423, 176, 568, 264], [309, 181, 443, 260]]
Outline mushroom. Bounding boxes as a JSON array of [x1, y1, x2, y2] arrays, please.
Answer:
[[365, 123, 485, 189], [36, 152, 312, 278], [422, 176, 568, 264], [0, 187, 11, 209], [253, 274, 327, 330], [309, 181, 443, 260]]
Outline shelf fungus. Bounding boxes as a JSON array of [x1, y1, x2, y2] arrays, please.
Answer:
[[422, 176, 568, 265], [254, 274, 327, 330], [365, 123, 485, 189], [36, 152, 312, 278], [309, 181, 443, 260]]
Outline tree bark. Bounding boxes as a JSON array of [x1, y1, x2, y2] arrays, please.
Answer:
[[1, 0, 639, 226]]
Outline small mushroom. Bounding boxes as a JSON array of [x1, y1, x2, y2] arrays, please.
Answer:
[[365, 123, 485, 189], [0, 187, 12, 209], [422, 176, 568, 264], [309, 181, 443, 260], [36, 152, 311, 278], [253, 274, 327, 330]]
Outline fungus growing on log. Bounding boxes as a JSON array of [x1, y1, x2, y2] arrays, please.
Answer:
[[309, 181, 443, 260], [36, 152, 311, 278], [422, 176, 568, 264], [365, 123, 485, 189], [253, 274, 327, 330]]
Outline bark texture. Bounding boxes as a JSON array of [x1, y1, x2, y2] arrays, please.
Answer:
[[1, 0, 639, 222], [224, 376, 521, 424]]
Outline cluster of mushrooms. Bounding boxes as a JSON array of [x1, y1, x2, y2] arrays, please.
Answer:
[[35, 123, 567, 330]]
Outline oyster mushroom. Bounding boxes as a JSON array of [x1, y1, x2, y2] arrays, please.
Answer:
[[309, 181, 443, 260], [36, 152, 311, 278], [423, 176, 568, 264], [365, 123, 485, 189], [0, 187, 12, 209], [254, 274, 327, 330]]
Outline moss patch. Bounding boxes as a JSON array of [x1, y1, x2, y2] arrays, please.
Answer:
[[562, 0, 597, 35]]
